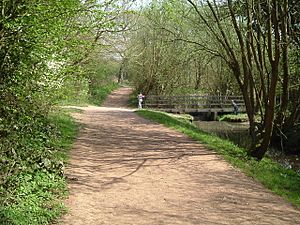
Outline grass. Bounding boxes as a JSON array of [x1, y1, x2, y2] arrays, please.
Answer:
[[1, 172, 67, 225], [58, 82, 119, 107], [0, 81, 118, 224], [218, 113, 249, 122], [0, 110, 79, 225], [136, 109, 300, 208], [89, 82, 119, 106]]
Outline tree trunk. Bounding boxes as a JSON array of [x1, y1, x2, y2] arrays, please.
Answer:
[[250, 0, 280, 160], [275, 0, 289, 129]]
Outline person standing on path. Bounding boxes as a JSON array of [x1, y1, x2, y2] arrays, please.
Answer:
[[137, 93, 145, 109], [60, 87, 300, 225]]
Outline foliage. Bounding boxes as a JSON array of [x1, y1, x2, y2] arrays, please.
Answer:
[[57, 76, 90, 106], [84, 57, 120, 105], [0, 172, 67, 225], [127, 0, 300, 159], [0, 111, 78, 225], [125, 1, 240, 96], [218, 114, 249, 122], [56, 56, 121, 106], [0, 0, 136, 223], [0, 1, 83, 205], [136, 109, 300, 207], [0, 0, 133, 192], [89, 82, 120, 106], [183, 0, 300, 159], [169, 113, 194, 123]]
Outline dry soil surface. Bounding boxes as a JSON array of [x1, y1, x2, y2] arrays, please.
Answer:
[[60, 87, 300, 225]]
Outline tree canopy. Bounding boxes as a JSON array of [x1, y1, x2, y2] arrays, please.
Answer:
[[124, 0, 300, 160], [1, 1, 300, 223], [0, 1, 135, 220]]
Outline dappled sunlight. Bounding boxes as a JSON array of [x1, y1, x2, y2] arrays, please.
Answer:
[[57, 87, 300, 225], [60, 103, 300, 225]]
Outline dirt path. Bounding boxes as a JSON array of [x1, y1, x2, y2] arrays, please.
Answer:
[[60, 87, 300, 225]]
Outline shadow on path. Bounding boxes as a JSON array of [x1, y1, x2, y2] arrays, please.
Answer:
[[60, 88, 300, 225]]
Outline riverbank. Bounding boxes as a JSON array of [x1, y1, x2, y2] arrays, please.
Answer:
[[136, 109, 300, 208], [194, 120, 300, 172], [58, 90, 300, 224]]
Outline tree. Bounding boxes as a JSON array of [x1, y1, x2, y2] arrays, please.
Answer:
[[128, 0, 299, 159], [185, 0, 296, 159], [125, 1, 237, 96], [0, 0, 136, 198]]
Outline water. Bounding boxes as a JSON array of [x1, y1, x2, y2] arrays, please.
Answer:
[[194, 121, 251, 148], [193, 121, 300, 172], [268, 149, 300, 173]]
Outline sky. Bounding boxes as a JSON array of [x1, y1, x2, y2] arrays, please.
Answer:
[[132, 0, 151, 8]]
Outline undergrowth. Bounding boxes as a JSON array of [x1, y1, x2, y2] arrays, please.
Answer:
[[136, 109, 300, 207], [89, 82, 119, 106], [58, 81, 119, 106], [0, 110, 78, 225], [218, 113, 248, 122]]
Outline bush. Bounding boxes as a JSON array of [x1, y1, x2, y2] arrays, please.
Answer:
[[0, 111, 78, 225], [89, 82, 119, 106], [218, 113, 248, 122]]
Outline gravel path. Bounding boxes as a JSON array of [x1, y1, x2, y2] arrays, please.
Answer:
[[60, 87, 300, 225]]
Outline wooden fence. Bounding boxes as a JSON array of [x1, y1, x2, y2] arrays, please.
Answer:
[[143, 95, 246, 113]]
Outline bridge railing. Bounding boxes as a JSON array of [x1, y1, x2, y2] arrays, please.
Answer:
[[143, 95, 245, 112]]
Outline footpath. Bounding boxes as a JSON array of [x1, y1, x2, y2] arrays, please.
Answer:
[[60, 87, 300, 225]]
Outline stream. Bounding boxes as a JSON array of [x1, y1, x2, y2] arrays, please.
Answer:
[[194, 121, 300, 173]]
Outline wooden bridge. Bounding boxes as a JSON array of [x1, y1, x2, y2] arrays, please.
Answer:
[[143, 95, 246, 119]]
